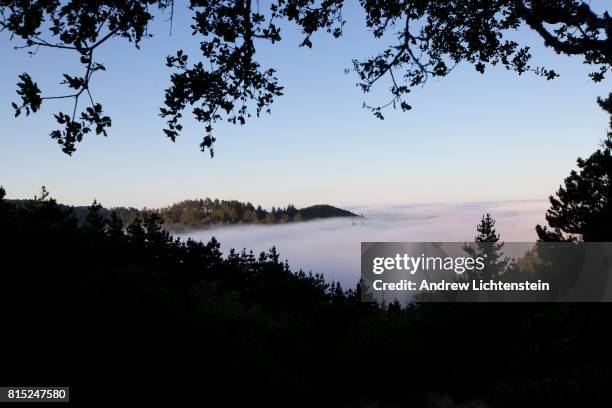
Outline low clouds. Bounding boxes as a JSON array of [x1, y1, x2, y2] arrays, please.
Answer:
[[177, 201, 548, 286]]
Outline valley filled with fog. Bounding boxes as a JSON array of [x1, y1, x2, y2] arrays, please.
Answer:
[[177, 200, 548, 286]]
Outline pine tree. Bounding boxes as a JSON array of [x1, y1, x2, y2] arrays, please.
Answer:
[[464, 213, 509, 279], [536, 94, 612, 242], [107, 211, 124, 244], [474, 213, 500, 243], [255, 205, 265, 221], [265, 207, 276, 224], [84, 199, 106, 235], [270, 206, 277, 223], [127, 217, 145, 246], [332, 281, 345, 302], [268, 246, 280, 264], [33, 185, 50, 203], [286, 204, 298, 221]]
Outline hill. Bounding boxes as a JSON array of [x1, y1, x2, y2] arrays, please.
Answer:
[[297, 204, 357, 221], [8, 197, 357, 228]]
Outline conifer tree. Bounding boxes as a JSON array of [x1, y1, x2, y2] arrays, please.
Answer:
[[537, 94, 612, 242], [464, 213, 509, 279], [107, 211, 124, 244], [84, 199, 106, 235], [34, 186, 50, 203]]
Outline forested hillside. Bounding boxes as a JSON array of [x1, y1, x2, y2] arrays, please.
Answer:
[[9, 197, 358, 228], [140, 199, 358, 226]]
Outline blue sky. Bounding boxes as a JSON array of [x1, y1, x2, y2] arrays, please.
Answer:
[[1, 3, 610, 209]]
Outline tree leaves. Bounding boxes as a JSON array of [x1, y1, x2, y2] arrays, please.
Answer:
[[13, 73, 42, 116], [3, 0, 171, 154], [50, 104, 112, 155], [353, 0, 608, 118]]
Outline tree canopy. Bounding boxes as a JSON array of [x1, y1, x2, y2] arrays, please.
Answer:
[[2, 0, 610, 155]]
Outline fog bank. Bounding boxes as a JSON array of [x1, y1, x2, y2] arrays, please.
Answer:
[[177, 201, 548, 287]]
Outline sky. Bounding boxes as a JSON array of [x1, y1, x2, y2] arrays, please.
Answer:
[[1, 2, 610, 209]]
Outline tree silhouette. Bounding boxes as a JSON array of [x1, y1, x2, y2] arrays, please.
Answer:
[[33, 185, 50, 202], [84, 199, 106, 234], [537, 93, 612, 242], [474, 213, 502, 243], [464, 213, 509, 279], [2, 1, 609, 154]]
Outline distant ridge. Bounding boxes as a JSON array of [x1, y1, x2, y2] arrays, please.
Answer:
[[8, 198, 358, 228]]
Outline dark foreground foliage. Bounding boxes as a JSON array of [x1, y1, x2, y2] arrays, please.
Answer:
[[1, 190, 612, 406]]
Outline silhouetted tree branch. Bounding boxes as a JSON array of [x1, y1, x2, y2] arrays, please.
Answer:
[[2, 0, 609, 155]]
